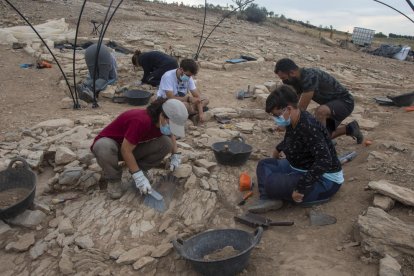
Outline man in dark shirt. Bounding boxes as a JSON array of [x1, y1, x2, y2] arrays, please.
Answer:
[[274, 58, 363, 144], [132, 50, 178, 87], [248, 85, 343, 213]]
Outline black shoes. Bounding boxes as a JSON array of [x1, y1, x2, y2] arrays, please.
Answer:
[[346, 120, 364, 144]]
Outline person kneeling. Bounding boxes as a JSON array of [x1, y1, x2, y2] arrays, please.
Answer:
[[248, 85, 344, 213], [91, 98, 188, 199]]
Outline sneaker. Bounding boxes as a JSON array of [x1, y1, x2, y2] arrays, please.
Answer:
[[247, 199, 283, 213], [77, 84, 94, 103], [107, 180, 124, 199], [346, 120, 364, 144]]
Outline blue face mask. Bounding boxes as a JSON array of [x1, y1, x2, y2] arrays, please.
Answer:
[[180, 74, 190, 82], [273, 110, 291, 127], [160, 124, 172, 135]]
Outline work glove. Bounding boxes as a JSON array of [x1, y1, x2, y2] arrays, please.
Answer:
[[132, 170, 152, 194], [169, 153, 181, 172]]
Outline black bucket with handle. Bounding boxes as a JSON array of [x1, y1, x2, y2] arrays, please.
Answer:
[[0, 157, 36, 219], [172, 227, 263, 276]]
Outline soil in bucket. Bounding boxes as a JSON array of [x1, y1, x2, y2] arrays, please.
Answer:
[[0, 188, 31, 209], [203, 246, 241, 261]]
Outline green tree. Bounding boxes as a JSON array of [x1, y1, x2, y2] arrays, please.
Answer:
[[244, 3, 267, 23]]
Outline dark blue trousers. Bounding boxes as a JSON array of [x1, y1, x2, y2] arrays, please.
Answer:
[[256, 158, 341, 202]]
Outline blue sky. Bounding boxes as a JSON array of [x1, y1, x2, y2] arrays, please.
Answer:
[[163, 0, 414, 36]]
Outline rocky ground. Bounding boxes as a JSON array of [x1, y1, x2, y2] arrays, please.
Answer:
[[0, 0, 414, 275]]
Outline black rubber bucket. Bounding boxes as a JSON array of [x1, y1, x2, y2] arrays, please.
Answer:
[[211, 137, 252, 166], [0, 157, 36, 219], [387, 91, 414, 107], [125, 89, 153, 106], [172, 227, 263, 276]]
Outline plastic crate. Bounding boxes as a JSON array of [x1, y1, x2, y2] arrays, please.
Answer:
[[352, 27, 375, 46]]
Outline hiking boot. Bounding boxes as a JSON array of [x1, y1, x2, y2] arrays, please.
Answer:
[[77, 84, 94, 103], [346, 120, 364, 144], [107, 180, 124, 199], [247, 199, 283, 214]]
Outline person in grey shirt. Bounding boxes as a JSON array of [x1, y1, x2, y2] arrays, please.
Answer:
[[78, 43, 117, 102], [274, 58, 363, 144]]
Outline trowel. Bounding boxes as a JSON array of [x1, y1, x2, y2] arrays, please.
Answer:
[[234, 212, 294, 229]]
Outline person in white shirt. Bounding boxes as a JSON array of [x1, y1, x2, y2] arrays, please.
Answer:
[[157, 59, 209, 124]]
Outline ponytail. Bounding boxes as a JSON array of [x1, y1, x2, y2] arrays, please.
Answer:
[[146, 98, 167, 124], [131, 50, 142, 66]]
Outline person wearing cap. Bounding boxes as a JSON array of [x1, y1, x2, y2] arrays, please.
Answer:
[[156, 58, 209, 124], [77, 43, 118, 103], [248, 85, 344, 213], [131, 50, 178, 87], [274, 58, 363, 144], [91, 98, 188, 199]]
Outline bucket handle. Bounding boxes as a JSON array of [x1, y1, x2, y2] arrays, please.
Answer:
[[252, 227, 264, 246], [171, 238, 186, 257], [231, 136, 245, 143], [7, 157, 30, 170]]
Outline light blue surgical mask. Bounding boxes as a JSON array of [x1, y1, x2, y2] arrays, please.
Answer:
[[160, 124, 172, 135], [273, 109, 291, 127], [180, 74, 190, 82]]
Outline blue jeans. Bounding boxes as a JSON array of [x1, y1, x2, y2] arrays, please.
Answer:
[[256, 158, 341, 202]]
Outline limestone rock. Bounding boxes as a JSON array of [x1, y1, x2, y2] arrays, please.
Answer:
[[184, 173, 198, 190], [263, 81, 277, 92], [208, 178, 219, 192], [254, 84, 269, 94], [75, 235, 94, 249], [0, 220, 11, 235], [59, 254, 74, 275], [34, 119, 74, 130], [133, 256, 156, 270], [194, 159, 217, 171], [177, 189, 217, 226], [5, 233, 35, 252], [78, 171, 101, 190], [235, 122, 255, 134], [100, 85, 116, 98], [151, 243, 173, 258], [174, 164, 192, 179], [116, 245, 155, 265], [379, 255, 402, 276], [58, 218, 75, 235], [77, 149, 94, 165], [355, 207, 414, 257], [7, 210, 46, 229], [199, 179, 210, 190], [59, 167, 83, 186], [55, 147, 77, 165], [373, 195, 395, 211], [30, 241, 47, 260], [199, 61, 223, 71], [237, 108, 268, 120], [193, 166, 210, 178], [110, 248, 126, 260], [368, 180, 414, 207], [27, 150, 44, 168], [158, 218, 173, 233]]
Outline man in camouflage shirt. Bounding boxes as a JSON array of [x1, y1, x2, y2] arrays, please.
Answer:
[[274, 58, 363, 144]]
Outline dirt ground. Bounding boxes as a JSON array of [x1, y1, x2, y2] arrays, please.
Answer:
[[1, 0, 414, 275]]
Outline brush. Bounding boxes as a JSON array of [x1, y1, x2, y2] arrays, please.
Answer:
[[143, 188, 165, 212]]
